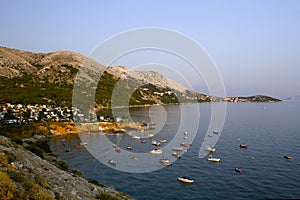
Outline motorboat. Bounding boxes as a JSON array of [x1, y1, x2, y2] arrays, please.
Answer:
[[213, 131, 219, 134], [146, 133, 154, 138], [141, 140, 146, 144], [180, 143, 192, 147], [172, 147, 183, 151], [177, 176, 194, 184], [160, 139, 167, 143], [126, 146, 133, 150], [183, 131, 188, 139], [239, 144, 248, 149], [283, 155, 292, 160], [208, 155, 220, 162], [159, 158, 172, 166], [131, 155, 138, 160], [108, 159, 117, 166], [235, 167, 243, 173], [80, 142, 87, 146], [205, 146, 216, 153], [152, 140, 161, 146], [172, 152, 181, 159], [150, 149, 163, 155], [132, 135, 140, 140], [115, 147, 121, 153]]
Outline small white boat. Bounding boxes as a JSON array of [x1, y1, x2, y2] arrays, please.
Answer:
[[126, 146, 133, 150], [108, 159, 117, 166], [208, 155, 220, 162], [172, 152, 181, 159], [177, 176, 194, 184], [146, 133, 154, 138], [159, 158, 172, 166], [160, 139, 167, 143], [131, 155, 138, 160], [183, 131, 188, 139], [152, 140, 161, 146], [172, 147, 183, 151], [132, 135, 140, 140], [150, 149, 163, 155], [80, 142, 87, 146], [205, 146, 216, 153]]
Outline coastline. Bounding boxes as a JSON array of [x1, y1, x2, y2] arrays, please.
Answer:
[[0, 130, 134, 199]]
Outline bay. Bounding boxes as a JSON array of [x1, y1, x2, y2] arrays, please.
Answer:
[[50, 101, 300, 199]]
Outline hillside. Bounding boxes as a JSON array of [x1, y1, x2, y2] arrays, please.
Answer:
[[0, 134, 132, 200], [0, 46, 281, 107]]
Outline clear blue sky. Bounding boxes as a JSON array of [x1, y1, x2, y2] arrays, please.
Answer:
[[1, 0, 299, 98]]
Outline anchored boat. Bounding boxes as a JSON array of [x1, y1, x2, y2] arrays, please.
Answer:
[[177, 176, 194, 184]]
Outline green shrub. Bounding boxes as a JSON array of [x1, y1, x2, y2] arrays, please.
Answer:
[[26, 144, 45, 159], [35, 189, 55, 200], [6, 170, 24, 183], [96, 192, 120, 200], [88, 179, 107, 188], [0, 171, 15, 200], [0, 152, 8, 166], [35, 173, 48, 188]]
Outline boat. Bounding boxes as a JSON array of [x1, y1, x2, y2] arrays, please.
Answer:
[[65, 149, 70, 153], [180, 143, 192, 147], [152, 140, 161, 146], [177, 176, 194, 184], [172, 147, 183, 151], [108, 159, 117, 166], [183, 131, 188, 139], [283, 155, 292, 160], [235, 167, 243, 173], [141, 140, 146, 144], [239, 144, 248, 149], [213, 131, 219, 134], [160, 139, 167, 143], [159, 158, 172, 166], [80, 142, 87, 146], [150, 149, 163, 155], [205, 146, 216, 153], [208, 155, 220, 162], [73, 145, 81, 149], [146, 133, 154, 138], [115, 147, 121, 153], [132, 135, 140, 140], [126, 146, 133, 150], [131, 155, 138, 160], [172, 152, 181, 159]]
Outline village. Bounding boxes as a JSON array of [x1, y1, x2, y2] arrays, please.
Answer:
[[0, 100, 119, 125]]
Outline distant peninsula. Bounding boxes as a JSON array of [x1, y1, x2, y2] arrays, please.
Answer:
[[286, 96, 300, 101], [0, 46, 281, 108]]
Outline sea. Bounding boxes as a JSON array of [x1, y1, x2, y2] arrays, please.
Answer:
[[50, 101, 300, 199]]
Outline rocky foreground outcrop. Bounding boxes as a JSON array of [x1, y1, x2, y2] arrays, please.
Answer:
[[0, 135, 133, 200]]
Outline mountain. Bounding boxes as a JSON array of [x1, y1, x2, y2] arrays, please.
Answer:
[[0, 46, 281, 107]]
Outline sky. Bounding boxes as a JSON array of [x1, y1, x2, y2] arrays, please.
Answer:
[[1, 0, 300, 98]]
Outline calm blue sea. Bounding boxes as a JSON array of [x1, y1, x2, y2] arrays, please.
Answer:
[[50, 101, 300, 199]]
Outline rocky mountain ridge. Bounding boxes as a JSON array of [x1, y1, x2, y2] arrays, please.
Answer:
[[0, 46, 281, 107]]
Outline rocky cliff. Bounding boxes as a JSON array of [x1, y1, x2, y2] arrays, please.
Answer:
[[0, 135, 133, 200]]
